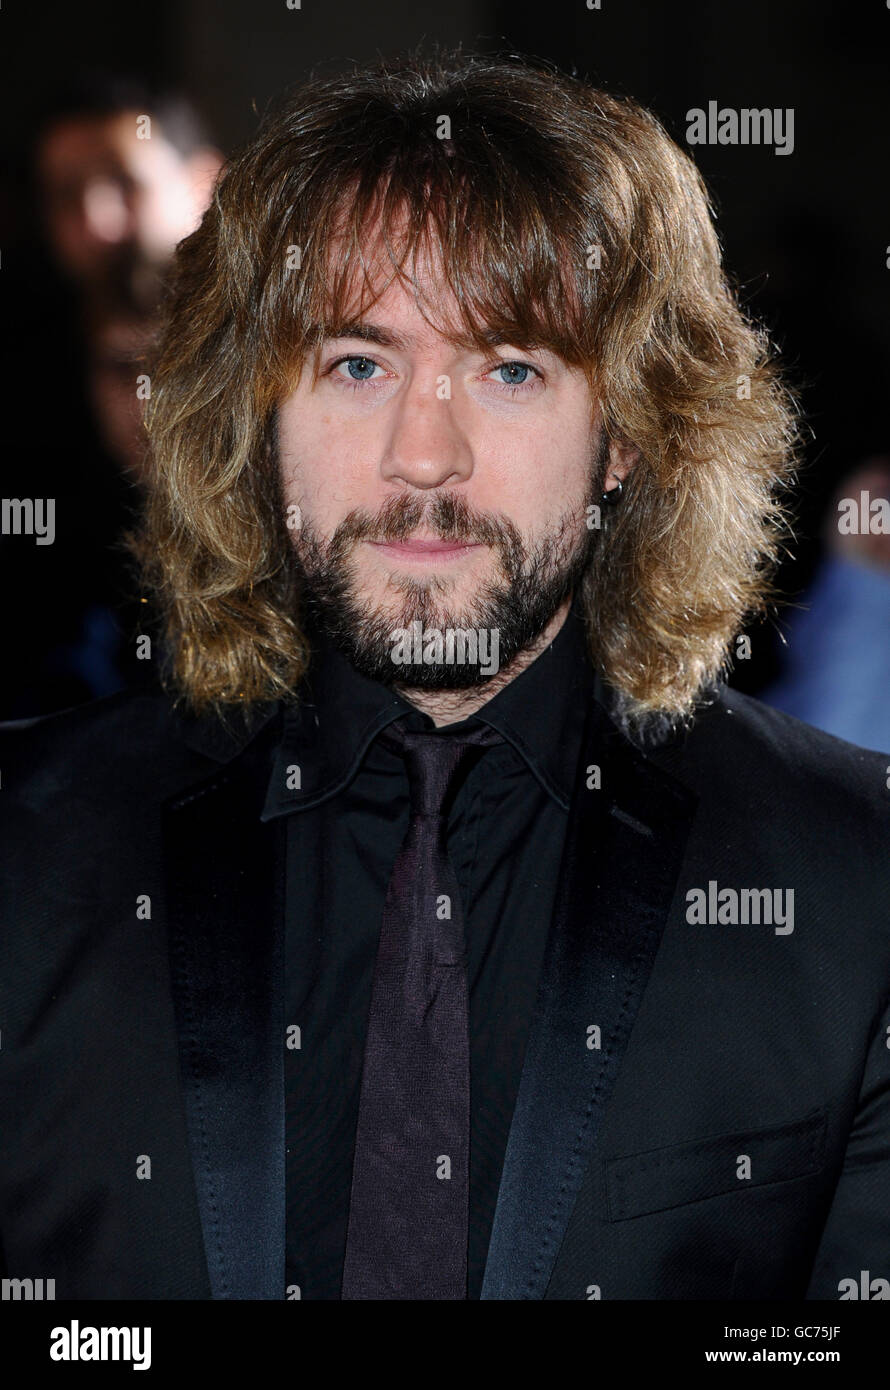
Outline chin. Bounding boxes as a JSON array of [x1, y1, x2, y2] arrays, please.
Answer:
[[362, 575, 486, 628], [389, 663, 498, 692]]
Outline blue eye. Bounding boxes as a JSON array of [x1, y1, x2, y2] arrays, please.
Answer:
[[341, 356, 378, 381], [492, 362, 531, 386]]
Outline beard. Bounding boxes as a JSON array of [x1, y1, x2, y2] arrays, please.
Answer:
[[289, 447, 607, 690]]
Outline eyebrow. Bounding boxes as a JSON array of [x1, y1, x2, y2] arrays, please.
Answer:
[[321, 322, 412, 349], [317, 321, 539, 352]]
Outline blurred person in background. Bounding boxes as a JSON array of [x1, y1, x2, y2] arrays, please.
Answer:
[[763, 457, 890, 753], [0, 73, 222, 717], [36, 72, 222, 312]]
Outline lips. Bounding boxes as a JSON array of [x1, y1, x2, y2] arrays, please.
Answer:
[[367, 537, 481, 559]]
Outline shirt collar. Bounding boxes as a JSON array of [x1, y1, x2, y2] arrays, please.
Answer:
[[260, 599, 595, 821]]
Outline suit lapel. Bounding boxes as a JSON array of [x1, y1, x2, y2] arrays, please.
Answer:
[[163, 714, 286, 1300], [481, 698, 698, 1299]]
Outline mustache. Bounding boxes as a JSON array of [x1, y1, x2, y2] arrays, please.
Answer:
[[326, 492, 523, 564]]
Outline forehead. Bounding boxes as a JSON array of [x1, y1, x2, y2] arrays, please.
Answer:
[[321, 216, 464, 339], [39, 112, 181, 188], [325, 282, 478, 354], [317, 212, 557, 355]]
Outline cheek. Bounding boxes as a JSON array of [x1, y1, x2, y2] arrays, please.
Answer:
[[278, 425, 378, 530], [475, 419, 593, 520]]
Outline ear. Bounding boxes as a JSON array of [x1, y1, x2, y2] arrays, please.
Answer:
[[605, 437, 640, 494]]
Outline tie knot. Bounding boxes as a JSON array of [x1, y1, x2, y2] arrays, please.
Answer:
[[379, 718, 502, 819]]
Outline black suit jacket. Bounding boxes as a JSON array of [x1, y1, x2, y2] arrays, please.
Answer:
[[1, 679, 888, 1299]]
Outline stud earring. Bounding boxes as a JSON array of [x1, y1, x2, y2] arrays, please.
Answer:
[[601, 478, 623, 506]]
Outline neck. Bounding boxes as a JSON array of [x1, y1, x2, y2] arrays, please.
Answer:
[[395, 598, 573, 728]]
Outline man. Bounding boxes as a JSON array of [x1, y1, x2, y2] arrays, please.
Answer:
[[1, 52, 888, 1302], [2, 75, 223, 718]]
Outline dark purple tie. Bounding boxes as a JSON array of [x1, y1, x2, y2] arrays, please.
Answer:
[[341, 717, 501, 1300]]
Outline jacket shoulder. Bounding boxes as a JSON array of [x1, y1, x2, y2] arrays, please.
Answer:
[[0, 689, 210, 817], [653, 683, 889, 826]]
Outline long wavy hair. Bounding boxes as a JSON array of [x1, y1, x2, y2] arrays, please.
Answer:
[[133, 49, 799, 732]]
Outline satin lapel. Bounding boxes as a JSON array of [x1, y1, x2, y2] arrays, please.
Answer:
[[163, 721, 286, 1300], [481, 700, 698, 1300]]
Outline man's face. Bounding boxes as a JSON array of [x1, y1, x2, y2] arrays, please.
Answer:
[[38, 112, 217, 294], [276, 254, 606, 687]]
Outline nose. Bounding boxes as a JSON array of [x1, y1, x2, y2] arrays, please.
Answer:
[[82, 179, 132, 245], [379, 381, 474, 491]]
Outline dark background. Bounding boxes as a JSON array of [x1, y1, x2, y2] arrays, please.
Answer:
[[2, 0, 888, 707]]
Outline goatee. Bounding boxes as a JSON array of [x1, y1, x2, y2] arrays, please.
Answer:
[[291, 482, 602, 690]]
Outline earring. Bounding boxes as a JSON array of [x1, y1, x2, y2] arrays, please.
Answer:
[[601, 479, 623, 506]]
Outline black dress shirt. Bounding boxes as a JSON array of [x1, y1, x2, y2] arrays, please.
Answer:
[[261, 603, 595, 1298]]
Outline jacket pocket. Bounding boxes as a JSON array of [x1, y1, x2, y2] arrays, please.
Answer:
[[605, 1107, 828, 1221]]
